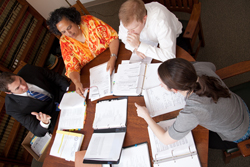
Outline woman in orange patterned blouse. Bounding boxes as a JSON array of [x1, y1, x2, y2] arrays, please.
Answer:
[[47, 7, 119, 97]]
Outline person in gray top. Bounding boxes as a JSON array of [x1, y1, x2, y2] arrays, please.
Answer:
[[135, 58, 250, 149]]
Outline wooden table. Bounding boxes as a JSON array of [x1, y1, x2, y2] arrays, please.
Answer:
[[43, 43, 208, 167]]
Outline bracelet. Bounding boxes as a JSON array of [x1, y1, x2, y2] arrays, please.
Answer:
[[110, 53, 117, 59]]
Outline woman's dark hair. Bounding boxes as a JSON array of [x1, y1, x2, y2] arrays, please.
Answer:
[[46, 7, 81, 36], [158, 58, 231, 103]]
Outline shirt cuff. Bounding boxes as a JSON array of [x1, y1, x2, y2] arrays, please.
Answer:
[[137, 42, 147, 55], [40, 119, 51, 129]]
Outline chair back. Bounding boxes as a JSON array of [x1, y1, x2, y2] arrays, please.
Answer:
[[216, 60, 250, 163], [72, 0, 90, 16], [164, 0, 199, 13], [143, 0, 199, 13]]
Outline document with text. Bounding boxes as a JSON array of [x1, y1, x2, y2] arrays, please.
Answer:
[[143, 85, 186, 117], [148, 119, 200, 167]]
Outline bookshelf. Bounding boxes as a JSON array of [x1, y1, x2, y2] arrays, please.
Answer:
[[0, 0, 56, 166], [0, 0, 55, 72]]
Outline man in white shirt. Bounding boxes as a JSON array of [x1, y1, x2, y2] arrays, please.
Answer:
[[118, 0, 182, 61], [0, 64, 70, 137]]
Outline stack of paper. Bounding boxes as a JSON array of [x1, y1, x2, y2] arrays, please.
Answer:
[[58, 91, 87, 130], [50, 130, 84, 161], [30, 132, 51, 156]]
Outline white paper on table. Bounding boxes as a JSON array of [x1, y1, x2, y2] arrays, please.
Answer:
[[50, 130, 84, 161], [113, 62, 145, 96], [93, 98, 127, 129], [148, 119, 200, 167], [129, 51, 152, 64], [59, 91, 87, 109], [143, 85, 186, 117], [129, 40, 157, 64], [143, 63, 161, 89], [89, 62, 112, 101], [57, 105, 86, 130], [113, 143, 151, 167], [84, 132, 126, 161]]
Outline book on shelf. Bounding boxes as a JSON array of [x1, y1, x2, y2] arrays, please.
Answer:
[[57, 90, 88, 130], [148, 118, 201, 167], [89, 62, 162, 101], [50, 130, 84, 161], [143, 85, 186, 117], [83, 97, 127, 164], [30, 132, 51, 157]]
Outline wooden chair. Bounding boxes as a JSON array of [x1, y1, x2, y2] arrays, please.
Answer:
[[143, 0, 205, 59], [72, 0, 90, 15], [216, 60, 250, 163]]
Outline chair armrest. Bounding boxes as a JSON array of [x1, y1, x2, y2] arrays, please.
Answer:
[[183, 2, 201, 39], [237, 138, 250, 157], [216, 60, 250, 80]]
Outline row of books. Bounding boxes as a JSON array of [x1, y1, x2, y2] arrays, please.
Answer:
[[25, 28, 52, 66], [1, 11, 38, 71], [0, 0, 22, 46], [0, 0, 54, 72], [0, 111, 28, 161]]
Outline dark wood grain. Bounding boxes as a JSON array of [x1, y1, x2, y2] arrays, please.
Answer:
[[43, 43, 208, 167]]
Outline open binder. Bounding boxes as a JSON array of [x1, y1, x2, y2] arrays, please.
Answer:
[[89, 62, 161, 101], [111, 142, 151, 167], [148, 119, 201, 167], [83, 97, 127, 164]]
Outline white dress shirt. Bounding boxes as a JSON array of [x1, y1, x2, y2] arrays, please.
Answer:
[[14, 83, 52, 128], [119, 2, 182, 61]]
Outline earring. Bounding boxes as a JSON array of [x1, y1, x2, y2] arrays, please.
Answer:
[[78, 25, 80, 29]]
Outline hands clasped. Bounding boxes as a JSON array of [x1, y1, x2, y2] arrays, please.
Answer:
[[127, 32, 140, 49]]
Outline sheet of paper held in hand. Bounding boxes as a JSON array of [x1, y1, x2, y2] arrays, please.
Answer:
[[58, 91, 87, 130]]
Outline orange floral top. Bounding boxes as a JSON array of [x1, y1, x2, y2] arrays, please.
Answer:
[[60, 15, 118, 77]]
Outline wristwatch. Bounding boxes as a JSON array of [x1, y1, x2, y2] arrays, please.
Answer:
[[110, 53, 117, 59]]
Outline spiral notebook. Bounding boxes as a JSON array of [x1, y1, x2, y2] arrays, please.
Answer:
[[148, 119, 201, 167], [83, 97, 127, 164]]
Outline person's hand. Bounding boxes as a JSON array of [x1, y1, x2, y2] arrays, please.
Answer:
[[127, 32, 140, 49], [75, 82, 86, 98], [106, 56, 116, 75], [135, 49, 146, 59], [134, 103, 150, 120], [31, 112, 51, 124]]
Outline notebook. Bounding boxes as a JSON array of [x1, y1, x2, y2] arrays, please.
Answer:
[[148, 119, 201, 167]]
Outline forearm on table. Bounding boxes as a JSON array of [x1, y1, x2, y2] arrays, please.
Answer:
[[144, 116, 177, 145], [109, 38, 119, 55], [137, 42, 176, 61], [69, 71, 81, 85]]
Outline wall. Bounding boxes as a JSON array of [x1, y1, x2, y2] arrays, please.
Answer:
[[26, 0, 94, 20]]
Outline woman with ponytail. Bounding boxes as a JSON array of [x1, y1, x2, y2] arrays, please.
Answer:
[[135, 58, 250, 149]]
